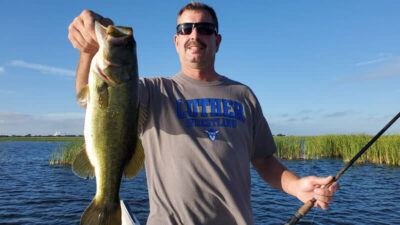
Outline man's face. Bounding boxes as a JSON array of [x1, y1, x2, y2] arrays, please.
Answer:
[[174, 9, 221, 69]]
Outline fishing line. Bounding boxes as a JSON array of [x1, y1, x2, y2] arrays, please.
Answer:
[[0, 149, 7, 164], [310, 210, 316, 225], [302, 138, 317, 225]]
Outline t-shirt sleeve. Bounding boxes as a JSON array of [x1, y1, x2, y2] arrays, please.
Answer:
[[139, 77, 150, 108], [249, 93, 277, 160]]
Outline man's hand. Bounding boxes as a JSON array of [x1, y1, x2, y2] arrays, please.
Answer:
[[252, 156, 340, 210], [68, 10, 114, 55], [68, 10, 114, 99], [295, 176, 339, 210]]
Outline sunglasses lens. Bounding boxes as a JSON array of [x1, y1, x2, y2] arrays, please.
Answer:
[[197, 24, 215, 35], [177, 23, 217, 35], [177, 24, 192, 35]]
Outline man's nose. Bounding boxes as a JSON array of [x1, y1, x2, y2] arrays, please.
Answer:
[[189, 27, 200, 38]]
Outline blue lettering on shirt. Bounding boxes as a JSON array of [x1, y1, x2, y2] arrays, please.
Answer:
[[197, 99, 210, 117], [177, 99, 187, 119], [177, 98, 245, 141]]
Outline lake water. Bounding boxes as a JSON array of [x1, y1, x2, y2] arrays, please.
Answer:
[[1, 141, 399, 225]]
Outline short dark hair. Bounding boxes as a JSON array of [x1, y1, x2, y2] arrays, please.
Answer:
[[177, 2, 219, 33]]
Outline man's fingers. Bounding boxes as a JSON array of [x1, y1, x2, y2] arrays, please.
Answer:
[[80, 11, 114, 44], [68, 20, 87, 50], [296, 175, 339, 210], [317, 176, 335, 186], [68, 9, 114, 53], [80, 10, 102, 44], [68, 22, 99, 54], [313, 180, 337, 211], [314, 189, 334, 203], [68, 10, 109, 54], [328, 181, 340, 192], [315, 201, 330, 210]]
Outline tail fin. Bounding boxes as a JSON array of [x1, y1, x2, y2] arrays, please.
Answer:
[[80, 199, 121, 225]]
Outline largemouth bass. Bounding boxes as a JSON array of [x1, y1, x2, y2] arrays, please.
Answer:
[[72, 21, 145, 225]]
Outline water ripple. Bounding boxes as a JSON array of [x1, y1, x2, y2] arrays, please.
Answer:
[[1, 142, 400, 224]]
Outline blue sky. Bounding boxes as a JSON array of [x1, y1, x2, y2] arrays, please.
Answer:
[[0, 0, 399, 136]]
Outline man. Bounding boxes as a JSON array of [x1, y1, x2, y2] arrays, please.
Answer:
[[68, 2, 339, 225]]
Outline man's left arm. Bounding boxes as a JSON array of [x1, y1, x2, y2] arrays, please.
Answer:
[[251, 155, 339, 210]]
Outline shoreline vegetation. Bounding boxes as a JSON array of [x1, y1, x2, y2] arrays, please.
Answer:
[[275, 135, 400, 166], [2, 135, 398, 166], [0, 136, 83, 142]]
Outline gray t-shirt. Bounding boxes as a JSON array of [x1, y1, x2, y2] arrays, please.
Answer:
[[139, 73, 276, 225]]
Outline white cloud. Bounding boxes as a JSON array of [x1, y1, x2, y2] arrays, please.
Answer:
[[9, 60, 75, 77], [341, 57, 400, 83], [0, 67, 4, 73], [39, 112, 85, 120], [355, 53, 393, 66], [0, 111, 84, 135], [324, 112, 348, 118], [269, 113, 400, 136]]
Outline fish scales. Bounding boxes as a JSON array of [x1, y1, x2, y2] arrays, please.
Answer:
[[73, 21, 145, 225]]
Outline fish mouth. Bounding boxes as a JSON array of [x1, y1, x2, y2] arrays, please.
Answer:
[[107, 25, 132, 38]]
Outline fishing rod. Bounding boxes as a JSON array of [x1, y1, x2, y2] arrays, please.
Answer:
[[285, 112, 400, 225]]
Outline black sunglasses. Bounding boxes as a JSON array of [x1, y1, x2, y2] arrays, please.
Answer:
[[176, 22, 218, 35]]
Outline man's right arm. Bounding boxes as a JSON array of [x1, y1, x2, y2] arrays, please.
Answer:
[[68, 10, 113, 101], [75, 52, 93, 96]]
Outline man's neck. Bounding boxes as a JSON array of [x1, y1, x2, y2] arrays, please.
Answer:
[[181, 66, 219, 82]]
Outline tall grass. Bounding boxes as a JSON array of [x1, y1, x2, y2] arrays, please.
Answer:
[[274, 135, 400, 166], [49, 140, 84, 166], [48, 134, 399, 166], [274, 136, 303, 160]]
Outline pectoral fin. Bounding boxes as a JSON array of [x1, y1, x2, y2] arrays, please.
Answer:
[[72, 147, 95, 179], [124, 138, 144, 178], [76, 85, 90, 107]]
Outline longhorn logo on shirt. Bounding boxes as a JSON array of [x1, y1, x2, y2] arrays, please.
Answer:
[[204, 129, 219, 142]]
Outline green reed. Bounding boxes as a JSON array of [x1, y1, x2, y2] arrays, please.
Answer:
[[49, 140, 84, 166], [274, 136, 304, 159], [47, 134, 399, 166], [274, 135, 400, 166]]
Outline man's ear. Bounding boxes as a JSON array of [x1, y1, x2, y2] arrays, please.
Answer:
[[174, 34, 179, 53], [215, 34, 222, 52]]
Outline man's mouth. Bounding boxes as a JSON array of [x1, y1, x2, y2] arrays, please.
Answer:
[[187, 45, 204, 51], [185, 40, 206, 50]]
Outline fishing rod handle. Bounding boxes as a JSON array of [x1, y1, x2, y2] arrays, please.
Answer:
[[284, 198, 316, 225]]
